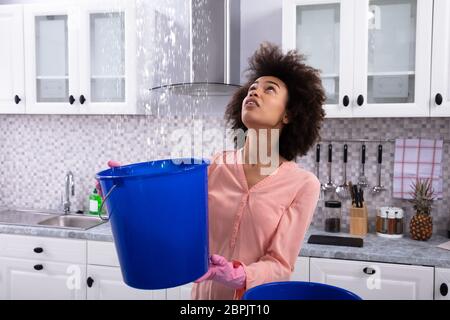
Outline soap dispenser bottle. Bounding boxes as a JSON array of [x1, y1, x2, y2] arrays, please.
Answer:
[[89, 188, 102, 216]]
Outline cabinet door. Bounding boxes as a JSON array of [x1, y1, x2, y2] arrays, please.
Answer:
[[430, 0, 450, 116], [291, 257, 309, 281], [78, 0, 136, 114], [434, 268, 450, 300], [24, 3, 80, 114], [310, 257, 434, 300], [0, 257, 86, 300], [87, 265, 165, 300], [0, 5, 25, 114], [283, 0, 354, 118], [352, 0, 432, 117]]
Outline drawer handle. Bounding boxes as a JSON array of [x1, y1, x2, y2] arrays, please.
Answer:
[[363, 267, 376, 275], [33, 247, 44, 253], [440, 283, 448, 297], [435, 93, 443, 106], [34, 264, 44, 271], [343, 95, 350, 107], [87, 277, 94, 288], [357, 94, 364, 106]]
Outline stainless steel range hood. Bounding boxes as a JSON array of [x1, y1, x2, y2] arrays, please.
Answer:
[[149, 0, 241, 97]]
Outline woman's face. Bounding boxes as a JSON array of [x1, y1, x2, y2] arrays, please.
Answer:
[[241, 76, 289, 130]]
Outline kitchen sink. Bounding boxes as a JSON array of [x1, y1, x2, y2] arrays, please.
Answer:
[[0, 208, 105, 230], [37, 215, 104, 230]]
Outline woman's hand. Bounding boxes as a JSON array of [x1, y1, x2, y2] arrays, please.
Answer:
[[194, 254, 246, 289], [95, 160, 121, 198]]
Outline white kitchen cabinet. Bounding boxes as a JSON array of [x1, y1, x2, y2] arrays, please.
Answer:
[[282, 0, 354, 118], [86, 265, 165, 300], [87, 240, 165, 300], [434, 268, 450, 300], [0, 5, 25, 114], [310, 257, 434, 300], [78, 0, 136, 114], [430, 0, 450, 117], [23, 0, 136, 115], [0, 257, 86, 300], [0, 234, 87, 300], [291, 256, 309, 281], [283, 0, 433, 118]]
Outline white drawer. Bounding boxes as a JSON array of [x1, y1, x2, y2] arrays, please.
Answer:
[[87, 241, 120, 267], [0, 234, 86, 264]]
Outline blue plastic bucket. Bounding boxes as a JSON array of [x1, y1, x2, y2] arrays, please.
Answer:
[[96, 158, 209, 290], [242, 281, 362, 300]]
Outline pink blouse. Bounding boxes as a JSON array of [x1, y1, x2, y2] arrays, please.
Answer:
[[191, 148, 320, 299]]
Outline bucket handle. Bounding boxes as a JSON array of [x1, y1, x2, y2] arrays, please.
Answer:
[[98, 184, 118, 221]]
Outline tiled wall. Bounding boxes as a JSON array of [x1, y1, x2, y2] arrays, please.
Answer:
[[0, 114, 449, 236]]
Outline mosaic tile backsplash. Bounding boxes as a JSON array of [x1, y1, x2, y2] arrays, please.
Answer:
[[0, 115, 449, 236]]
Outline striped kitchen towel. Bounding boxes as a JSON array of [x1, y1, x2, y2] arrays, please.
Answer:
[[393, 138, 443, 199]]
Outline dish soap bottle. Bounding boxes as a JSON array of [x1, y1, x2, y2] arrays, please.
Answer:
[[89, 188, 102, 216]]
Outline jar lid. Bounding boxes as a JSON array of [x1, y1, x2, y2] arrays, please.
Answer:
[[325, 200, 341, 208], [395, 210, 404, 218], [387, 211, 396, 218]]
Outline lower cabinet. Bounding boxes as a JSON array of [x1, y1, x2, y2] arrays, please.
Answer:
[[291, 257, 310, 281], [435, 267, 450, 300], [0, 257, 86, 300], [87, 240, 166, 300], [0, 234, 445, 300], [310, 257, 434, 300], [86, 265, 165, 300]]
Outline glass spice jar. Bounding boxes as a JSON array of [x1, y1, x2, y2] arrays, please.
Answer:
[[387, 210, 396, 234], [324, 200, 342, 233], [395, 209, 404, 235], [376, 207, 388, 234]]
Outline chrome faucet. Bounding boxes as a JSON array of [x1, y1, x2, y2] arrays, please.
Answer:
[[63, 171, 75, 214]]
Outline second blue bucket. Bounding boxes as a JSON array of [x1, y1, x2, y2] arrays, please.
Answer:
[[96, 158, 209, 290], [242, 281, 362, 300]]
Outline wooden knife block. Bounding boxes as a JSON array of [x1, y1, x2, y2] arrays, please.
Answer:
[[349, 206, 368, 237]]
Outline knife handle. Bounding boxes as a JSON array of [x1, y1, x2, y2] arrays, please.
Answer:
[[343, 144, 348, 163], [378, 144, 382, 164], [316, 144, 320, 163], [362, 144, 366, 164], [328, 144, 332, 163]]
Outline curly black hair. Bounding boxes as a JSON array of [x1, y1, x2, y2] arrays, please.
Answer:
[[225, 43, 326, 161]]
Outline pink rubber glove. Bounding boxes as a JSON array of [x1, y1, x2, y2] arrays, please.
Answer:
[[96, 160, 121, 198], [194, 254, 246, 289]]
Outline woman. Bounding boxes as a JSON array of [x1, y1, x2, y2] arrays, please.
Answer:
[[98, 43, 325, 300], [192, 43, 326, 299]]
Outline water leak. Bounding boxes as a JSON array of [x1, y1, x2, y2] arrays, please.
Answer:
[[135, 0, 213, 161]]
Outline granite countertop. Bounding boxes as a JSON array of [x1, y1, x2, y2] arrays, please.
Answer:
[[1, 217, 450, 268], [301, 226, 450, 268]]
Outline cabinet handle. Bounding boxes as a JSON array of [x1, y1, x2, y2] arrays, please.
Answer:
[[435, 93, 443, 106], [79, 95, 86, 105], [440, 283, 448, 297], [87, 277, 94, 288], [33, 247, 44, 253], [34, 264, 44, 271], [69, 95, 75, 105], [363, 267, 375, 275], [343, 95, 350, 107], [357, 95, 364, 106], [14, 95, 21, 104]]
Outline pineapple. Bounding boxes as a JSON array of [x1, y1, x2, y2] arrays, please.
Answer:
[[408, 178, 435, 241]]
